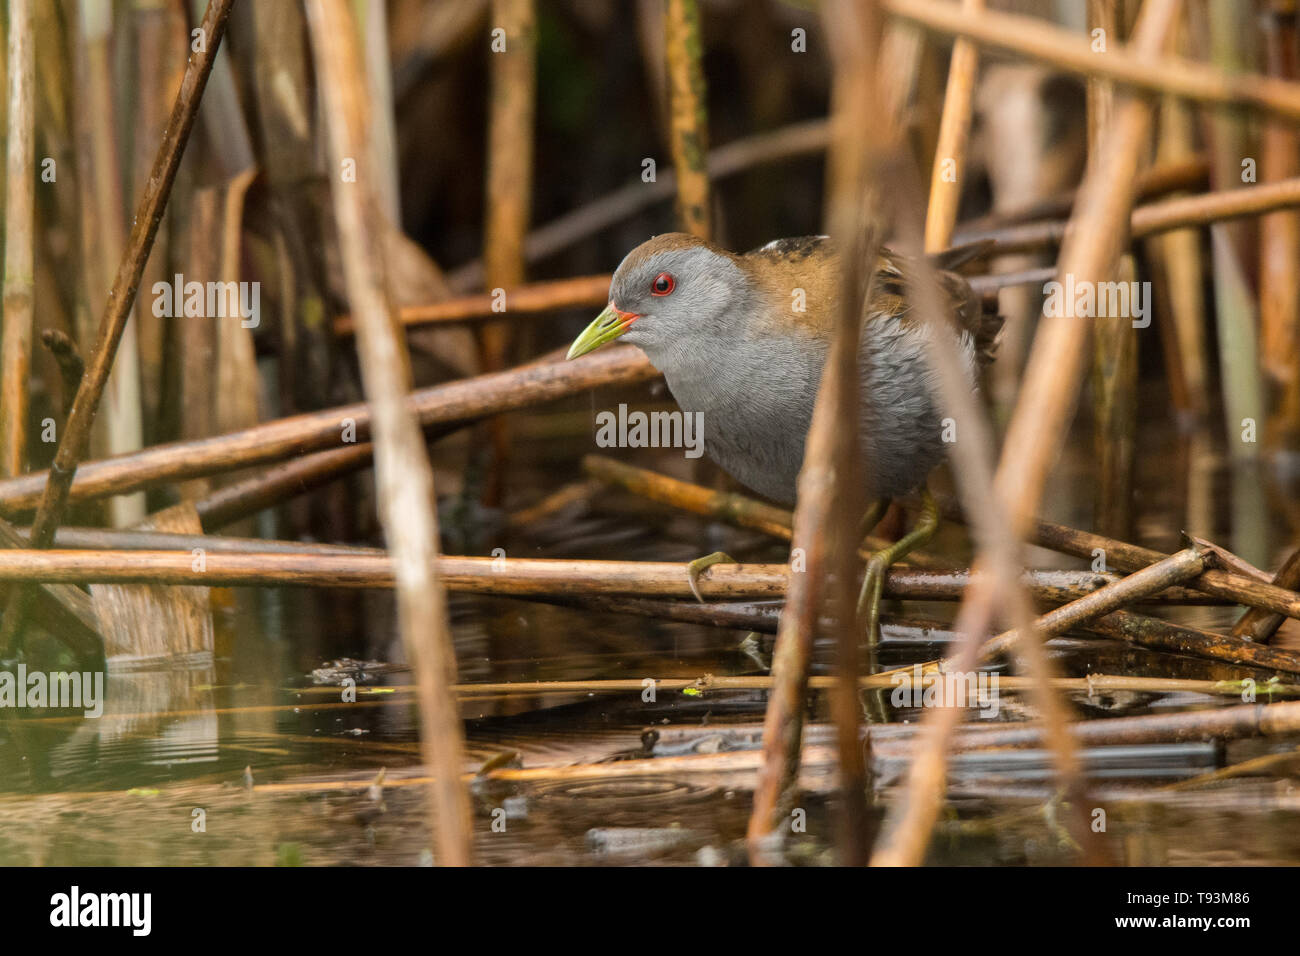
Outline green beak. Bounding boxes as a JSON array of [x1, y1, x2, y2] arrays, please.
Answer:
[[566, 303, 638, 360]]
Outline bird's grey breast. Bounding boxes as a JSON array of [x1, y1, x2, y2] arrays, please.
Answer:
[[657, 334, 822, 505], [651, 316, 968, 505]]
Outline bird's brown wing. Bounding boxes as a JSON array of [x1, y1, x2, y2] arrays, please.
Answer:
[[870, 247, 1003, 368], [741, 236, 841, 338], [741, 236, 1002, 365]]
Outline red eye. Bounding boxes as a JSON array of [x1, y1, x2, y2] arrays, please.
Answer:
[[651, 272, 675, 296]]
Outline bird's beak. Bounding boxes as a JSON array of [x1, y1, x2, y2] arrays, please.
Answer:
[[566, 303, 638, 360]]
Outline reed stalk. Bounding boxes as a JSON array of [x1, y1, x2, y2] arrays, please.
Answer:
[[746, 0, 883, 866], [307, 0, 473, 867], [0, 0, 234, 653], [1259, 1, 1300, 462], [76, 0, 145, 527], [873, 0, 1181, 870], [479, 0, 537, 506], [884, 0, 1300, 119], [664, 0, 711, 238], [0, 347, 657, 515], [0, 0, 35, 477], [923, 0, 982, 252]]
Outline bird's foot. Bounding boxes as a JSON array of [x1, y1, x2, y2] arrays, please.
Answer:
[[686, 551, 737, 603], [856, 488, 941, 658]]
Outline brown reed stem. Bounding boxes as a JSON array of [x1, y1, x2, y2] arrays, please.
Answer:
[[1259, 0, 1300, 459], [747, 0, 882, 866], [1082, 610, 1300, 674], [876, 0, 1182, 869], [0, 551, 789, 596], [884, 0, 1300, 120], [871, 145, 1103, 868], [0, 0, 35, 477], [923, 0, 982, 252], [942, 698, 1300, 751], [446, 672, 1294, 699], [0, 546, 1233, 606], [481, 0, 537, 506], [0, 0, 234, 653], [664, 0, 711, 238], [0, 347, 658, 515], [1086, 2, 1137, 541], [979, 546, 1206, 659], [194, 443, 377, 529], [308, 0, 473, 867], [1147, 62, 1209, 425], [1009, 507, 1300, 621], [955, 175, 1300, 253], [951, 155, 1207, 233], [993, 0, 1174, 548], [1233, 545, 1300, 643], [335, 274, 611, 336]]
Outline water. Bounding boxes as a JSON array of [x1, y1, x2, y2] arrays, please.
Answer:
[[3, 383, 1300, 865]]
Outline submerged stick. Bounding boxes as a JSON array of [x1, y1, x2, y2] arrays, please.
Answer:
[[943, 698, 1300, 751], [1083, 610, 1300, 675], [1233, 546, 1300, 643]]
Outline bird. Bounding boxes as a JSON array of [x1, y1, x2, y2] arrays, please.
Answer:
[[566, 232, 1000, 633]]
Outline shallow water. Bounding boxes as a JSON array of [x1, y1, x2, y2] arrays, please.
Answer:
[[3, 381, 1300, 866]]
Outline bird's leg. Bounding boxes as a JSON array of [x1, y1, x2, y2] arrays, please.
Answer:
[[857, 496, 891, 542], [856, 487, 940, 665], [686, 551, 737, 603]]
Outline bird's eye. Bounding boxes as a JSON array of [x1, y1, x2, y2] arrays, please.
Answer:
[[650, 272, 675, 296]]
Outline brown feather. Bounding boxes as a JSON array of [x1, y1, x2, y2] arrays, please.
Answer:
[[740, 237, 1001, 367]]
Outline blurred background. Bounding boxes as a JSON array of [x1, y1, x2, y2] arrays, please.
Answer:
[[2, 0, 1300, 865]]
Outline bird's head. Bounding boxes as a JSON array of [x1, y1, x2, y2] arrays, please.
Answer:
[[566, 233, 752, 364]]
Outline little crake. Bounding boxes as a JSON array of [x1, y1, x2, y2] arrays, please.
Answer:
[[567, 232, 1000, 506]]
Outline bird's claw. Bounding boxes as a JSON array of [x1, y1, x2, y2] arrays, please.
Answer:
[[686, 551, 736, 603]]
